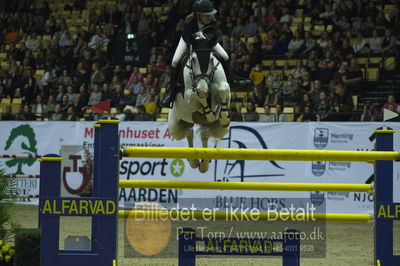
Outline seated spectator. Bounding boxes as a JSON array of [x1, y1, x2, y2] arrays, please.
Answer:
[[230, 106, 243, 122], [380, 95, 399, 118], [58, 31, 74, 48], [78, 84, 90, 107], [88, 84, 102, 106], [249, 64, 265, 89], [300, 93, 314, 110], [45, 95, 57, 116], [31, 95, 47, 118], [121, 87, 136, 107], [264, 87, 281, 107], [316, 61, 335, 87], [300, 72, 312, 92], [268, 72, 282, 93], [17, 104, 35, 121], [63, 106, 77, 121], [330, 83, 352, 120], [72, 62, 90, 87], [291, 83, 307, 106], [57, 70, 73, 88], [291, 60, 307, 82], [275, 104, 287, 122], [262, 34, 277, 54], [361, 103, 379, 121], [135, 86, 148, 107], [353, 33, 368, 54], [232, 18, 245, 37], [243, 102, 259, 122], [302, 106, 316, 122], [25, 32, 40, 52], [72, 94, 85, 116], [279, 8, 292, 23], [259, 105, 276, 122], [249, 87, 265, 107], [51, 105, 63, 121], [88, 28, 109, 50], [368, 29, 382, 54], [380, 29, 397, 55], [65, 86, 77, 105], [287, 31, 304, 57], [342, 58, 362, 95], [280, 74, 295, 103], [134, 105, 153, 121], [243, 15, 258, 36], [315, 91, 332, 121]]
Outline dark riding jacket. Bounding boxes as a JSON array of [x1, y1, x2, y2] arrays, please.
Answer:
[[182, 16, 219, 48]]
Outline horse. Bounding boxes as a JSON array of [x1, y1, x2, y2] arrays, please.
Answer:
[[168, 30, 231, 173]]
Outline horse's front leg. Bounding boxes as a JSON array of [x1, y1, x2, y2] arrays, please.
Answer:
[[218, 81, 231, 127], [186, 128, 199, 169], [198, 130, 210, 173], [197, 95, 215, 122]]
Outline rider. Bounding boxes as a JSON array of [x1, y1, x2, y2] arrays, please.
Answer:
[[159, 0, 233, 108]]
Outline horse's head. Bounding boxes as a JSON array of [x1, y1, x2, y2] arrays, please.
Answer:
[[189, 30, 215, 98]]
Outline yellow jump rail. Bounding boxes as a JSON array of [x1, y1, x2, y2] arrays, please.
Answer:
[[119, 180, 373, 193], [121, 147, 400, 162], [118, 210, 372, 223]]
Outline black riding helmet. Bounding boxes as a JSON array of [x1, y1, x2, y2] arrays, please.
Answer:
[[192, 0, 217, 15]]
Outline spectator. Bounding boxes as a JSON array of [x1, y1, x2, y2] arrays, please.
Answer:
[[134, 105, 153, 121], [302, 106, 316, 121], [229, 106, 242, 122], [315, 91, 332, 121], [291, 60, 307, 82], [135, 86, 148, 107], [60, 94, 71, 113], [381, 95, 399, 117], [259, 105, 276, 122], [25, 32, 40, 52], [55, 85, 65, 104], [57, 70, 73, 87], [31, 95, 47, 118], [380, 29, 397, 55], [264, 87, 281, 107], [274, 104, 288, 122], [65, 86, 77, 104], [89, 62, 105, 90], [361, 103, 379, 121], [88, 84, 102, 106], [353, 33, 368, 54], [287, 31, 304, 57], [63, 106, 77, 121], [281, 74, 295, 103], [243, 102, 259, 122], [249, 64, 265, 89], [73, 62, 90, 87], [342, 58, 362, 95], [368, 29, 382, 54], [45, 95, 57, 116]]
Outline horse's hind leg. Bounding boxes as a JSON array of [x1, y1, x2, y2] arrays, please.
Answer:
[[186, 127, 199, 168]]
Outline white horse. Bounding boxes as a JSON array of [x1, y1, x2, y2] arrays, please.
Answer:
[[168, 31, 231, 173]]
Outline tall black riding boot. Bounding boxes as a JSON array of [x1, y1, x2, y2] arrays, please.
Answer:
[[159, 66, 179, 108], [221, 59, 235, 85]]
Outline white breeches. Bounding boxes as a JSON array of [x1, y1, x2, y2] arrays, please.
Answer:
[[171, 37, 229, 67]]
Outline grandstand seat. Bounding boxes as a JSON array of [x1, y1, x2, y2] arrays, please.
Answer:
[[366, 68, 379, 81]]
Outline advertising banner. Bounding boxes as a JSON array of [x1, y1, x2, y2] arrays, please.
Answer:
[[0, 121, 399, 214]]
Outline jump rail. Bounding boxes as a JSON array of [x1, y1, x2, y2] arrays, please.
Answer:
[[121, 147, 400, 162], [118, 210, 372, 223], [119, 180, 373, 193]]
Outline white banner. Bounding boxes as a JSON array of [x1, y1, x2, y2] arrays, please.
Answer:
[[0, 121, 399, 214]]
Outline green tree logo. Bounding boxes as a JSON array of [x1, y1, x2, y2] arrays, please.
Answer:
[[169, 159, 185, 177], [4, 125, 38, 174]]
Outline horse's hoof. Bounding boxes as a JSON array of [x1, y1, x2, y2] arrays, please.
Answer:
[[199, 159, 210, 173], [188, 159, 200, 168]]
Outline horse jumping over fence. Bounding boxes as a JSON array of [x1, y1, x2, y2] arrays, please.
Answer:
[[168, 29, 231, 173]]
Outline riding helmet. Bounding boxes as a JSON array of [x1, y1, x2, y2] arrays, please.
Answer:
[[192, 0, 217, 15]]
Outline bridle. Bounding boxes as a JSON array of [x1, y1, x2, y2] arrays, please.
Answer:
[[186, 47, 220, 97]]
